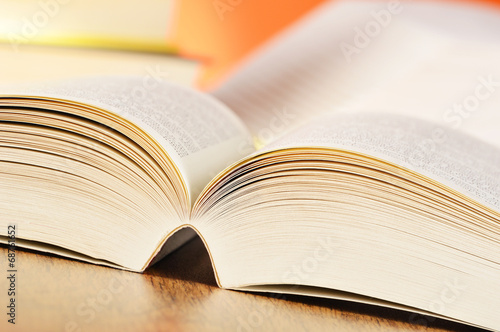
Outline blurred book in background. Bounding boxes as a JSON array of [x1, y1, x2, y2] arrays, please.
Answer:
[[2, 0, 500, 89], [0, 0, 176, 53], [0, 0, 201, 87], [0, 43, 199, 87]]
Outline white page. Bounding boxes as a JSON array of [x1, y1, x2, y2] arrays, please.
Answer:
[[212, 0, 500, 148]]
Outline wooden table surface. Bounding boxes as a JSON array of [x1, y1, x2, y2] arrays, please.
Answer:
[[0, 237, 482, 332]]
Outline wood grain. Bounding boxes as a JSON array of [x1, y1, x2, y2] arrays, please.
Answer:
[[0, 237, 483, 332]]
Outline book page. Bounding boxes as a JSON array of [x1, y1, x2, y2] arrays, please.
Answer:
[[261, 112, 500, 212], [212, 0, 500, 148], [1, 76, 253, 202]]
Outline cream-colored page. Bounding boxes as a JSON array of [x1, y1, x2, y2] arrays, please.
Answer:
[[212, 0, 500, 148], [1, 76, 253, 202]]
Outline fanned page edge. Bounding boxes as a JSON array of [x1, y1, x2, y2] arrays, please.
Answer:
[[185, 137, 500, 331], [0, 75, 254, 271], [0, 76, 254, 204]]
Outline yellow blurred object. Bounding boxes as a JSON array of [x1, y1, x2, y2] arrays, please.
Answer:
[[0, 0, 176, 53]]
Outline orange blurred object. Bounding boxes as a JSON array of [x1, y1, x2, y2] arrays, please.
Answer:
[[171, 0, 326, 89], [171, 0, 500, 90]]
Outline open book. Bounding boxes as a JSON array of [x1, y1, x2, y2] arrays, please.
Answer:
[[1, 1, 500, 331]]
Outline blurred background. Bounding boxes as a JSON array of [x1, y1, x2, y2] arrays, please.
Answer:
[[1, 0, 500, 90]]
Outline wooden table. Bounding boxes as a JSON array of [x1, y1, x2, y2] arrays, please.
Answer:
[[0, 238, 483, 332]]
